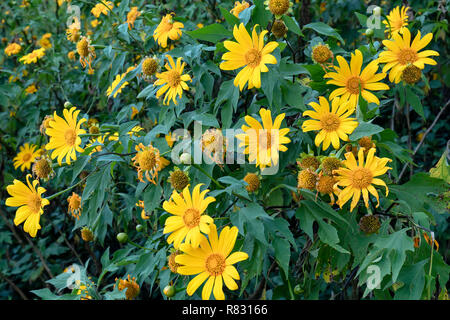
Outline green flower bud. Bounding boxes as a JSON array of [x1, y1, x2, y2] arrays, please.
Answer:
[[116, 232, 128, 244]]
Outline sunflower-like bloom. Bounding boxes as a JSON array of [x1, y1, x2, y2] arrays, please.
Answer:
[[91, 1, 113, 17], [131, 143, 169, 184], [175, 224, 248, 300], [153, 13, 184, 48], [235, 108, 290, 169], [377, 28, 439, 83], [302, 96, 359, 150], [115, 275, 140, 300], [163, 184, 216, 249], [154, 55, 192, 105], [5, 174, 50, 237], [127, 6, 141, 30], [220, 23, 278, 91], [230, 1, 250, 18], [19, 48, 46, 64], [38, 33, 52, 49], [383, 6, 409, 37], [325, 49, 389, 108], [334, 148, 392, 212], [106, 66, 136, 98], [13, 143, 41, 171], [45, 107, 87, 165], [5, 43, 21, 56]]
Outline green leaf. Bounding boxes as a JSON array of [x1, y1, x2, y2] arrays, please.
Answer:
[[219, 6, 240, 27], [349, 121, 384, 141], [429, 147, 450, 183], [282, 15, 303, 36], [303, 22, 345, 44], [405, 86, 424, 119], [186, 24, 232, 43], [273, 237, 290, 277], [394, 260, 427, 300]]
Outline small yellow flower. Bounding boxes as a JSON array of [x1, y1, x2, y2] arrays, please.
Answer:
[[230, 1, 250, 18], [153, 13, 184, 48], [127, 6, 141, 30], [131, 143, 169, 184], [67, 192, 82, 219], [91, 1, 113, 17], [107, 66, 136, 98], [90, 19, 100, 28], [5, 43, 22, 56], [68, 50, 76, 60], [19, 48, 46, 64], [77, 36, 96, 74], [264, 0, 293, 18], [115, 275, 140, 300], [243, 173, 260, 192], [38, 33, 52, 49], [136, 200, 149, 220], [13, 143, 40, 171], [25, 84, 38, 95], [142, 56, 159, 78], [383, 6, 409, 37]]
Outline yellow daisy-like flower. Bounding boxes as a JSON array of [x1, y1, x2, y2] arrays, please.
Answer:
[[13, 143, 40, 171], [334, 148, 392, 212], [85, 135, 105, 154], [5, 43, 21, 56], [131, 143, 169, 184], [19, 48, 46, 64], [25, 84, 38, 95], [302, 96, 359, 150], [154, 55, 192, 105], [106, 66, 136, 98], [383, 6, 409, 37], [66, 24, 81, 43], [45, 107, 87, 165], [220, 23, 278, 91], [235, 108, 290, 169], [175, 224, 248, 300], [38, 33, 52, 49], [325, 49, 389, 108], [5, 174, 50, 237], [91, 1, 113, 17], [153, 13, 184, 48], [127, 6, 141, 30], [230, 1, 250, 18], [377, 28, 439, 83], [163, 184, 216, 249]]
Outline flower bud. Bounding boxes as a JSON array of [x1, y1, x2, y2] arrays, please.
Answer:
[[365, 28, 374, 37], [136, 224, 144, 232], [180, 152, 191, 164], [163, 285, 175, 297], [116, 232, 128, 244], [64, 101, 73, 108]]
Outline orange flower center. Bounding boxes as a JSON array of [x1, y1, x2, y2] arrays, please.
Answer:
[[245, 48, 262, 68], [346, 76, 363, 94], [22, 153, 32, 162], [398, 48, 417, 65], [269, 0, 290, 15], [321, 113, 341, 132], [183, 208, 201, 228], [351, 168, 373, 189], [167, 69, 181, 87], [259, 130, 273, 149], [28, 193, 42, 213], [77, 38, 89, 57], [205, 253, 226, 276], [69, 194, 81, 210], [65, 129, 77, 146], [138, 149, 157, 171]]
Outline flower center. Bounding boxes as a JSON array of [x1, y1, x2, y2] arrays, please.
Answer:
[[245, 48, 262, 68], [269, 0, 290, 15], [77, 39, 89, 57], [27, 194, 42, 214], [22, 153, 32, 162], [401, 64, 421, 84], [138, 150, 157, 171], [398, 48, 417, 65], [258, 130, 272, 149], [346, 76, 363, 94], [205, 253, 226, 276], [167, 69, 181, 87], [312, 45, 332, 63], [65, 129, 77, 146], [183, 208, 201, 228], [351, 168, 373, 189], [320, 113, 341, 132]]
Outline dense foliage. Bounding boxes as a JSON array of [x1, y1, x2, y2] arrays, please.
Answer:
[[0, 0, 449, 300]]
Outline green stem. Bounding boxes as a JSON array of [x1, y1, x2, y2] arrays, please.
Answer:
[[427, 234, 434, 300], [46, 176, 87, 201]]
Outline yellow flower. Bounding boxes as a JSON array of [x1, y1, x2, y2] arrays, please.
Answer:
[[163, 184, 215, 249], [378, 28, 439, 83], [302, 96, 359, 150], [77, 36, 96, 74], [230, 1, 250, 18], [38, 33, 52, 49], [91, 1, 113, 17], [136, 200, 149, 220], [325, 49, 389, 108], [142, 56, 159, 78], [264, 0, 293, 18], [127, 6, 141, 30], [5, 174, 50, 237], [116, 275, 140, 300], [220, 23, 278, 91], [153, 13, 184, 48], [175, 224, 248, 300], [383, 6, 409, 37], [66, 23, 81, 43], [85, 135, 105, 154], [197, 23, 204, 29], [68, 50, 76, 60], [25, 84, 38, 95], [67, 192, 82, 219], [235, 108, 290, 169], [131, 143, 169, 184], [131, 106, 139, 119], [45, 107, 87, 165], [334, 148, 392, 212], [19, 48, 46, 64], [154, 55, 192, 105], [90, 19, 100, 28], [106, 66, 136, 98], [13, 143, 40, 171], [165, 132, 176, 148], [5, 43, 21, 56]]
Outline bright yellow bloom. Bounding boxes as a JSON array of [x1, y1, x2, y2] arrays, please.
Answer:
[[116, 275, 140, 300], [90, 19, 100, 28], [5, 43, 21, 56], [230, 1, 250, 18], [107, 66, 136, 98], [66, 23, 81, 43], [153, 13, 184, 48], [235, 108, 290, 169], [45, 107, 87, 165], [378, 28, 439, 83], [131, 143, 169, 184], [175, 224, 248, 300], [38, 33, 52, 49], [25, 84, 38, 95], [13, 143, 40, 171], [127, 6, 141, 30], [383, 6, 409, 37], [165, 132, 176, 148], [325, 49, 389, 108], [154, 55, 192, 105], [220, 23, 278, 91], [85, 135, 105, 154], [5, 174, 50, 237], [68, 50, 76, 60], [91, 1, 113, 17], [334, 148, 392, 212], [163, 184, 215, 249], [302, 96, 358, 150], [19, 48, 46, 64]]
